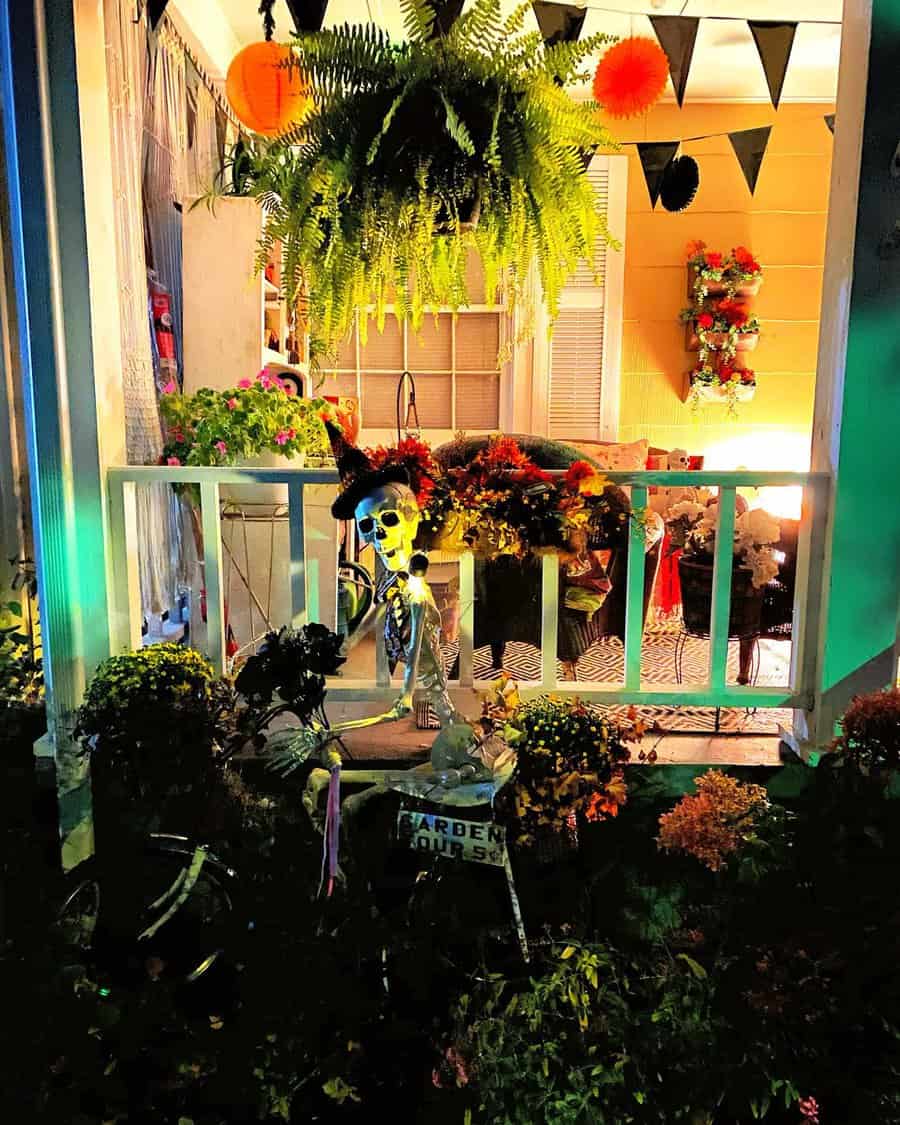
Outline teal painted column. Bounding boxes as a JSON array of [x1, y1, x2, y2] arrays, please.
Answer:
[[807, 0, 900, 745], [0, 0, 112, 865]]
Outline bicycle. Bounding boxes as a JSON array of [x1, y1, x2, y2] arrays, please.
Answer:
[[54, 830, 243, 987]]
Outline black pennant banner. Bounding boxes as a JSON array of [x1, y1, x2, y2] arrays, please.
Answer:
[[147, 0, 169, 30], [637, 142, 680, 209], [748, 21, 797, 109], [284, 1, 330, 33], [729, 125, 772, 195], [649, 16, 699, 108], [824, 113, 835, 134], [532, 1, 586, 45]]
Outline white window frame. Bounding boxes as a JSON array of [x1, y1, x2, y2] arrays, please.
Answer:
[[327, 303, 514, 448]]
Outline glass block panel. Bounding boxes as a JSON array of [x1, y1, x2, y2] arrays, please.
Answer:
[[408, 314, 452, 370], [412, 372, 453, 429], [456, 372, 500, 429], [359, 315, 403, 369], [456, 312, 500, 371]]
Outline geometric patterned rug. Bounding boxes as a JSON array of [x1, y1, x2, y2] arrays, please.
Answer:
[[434, 627, 792, 735]]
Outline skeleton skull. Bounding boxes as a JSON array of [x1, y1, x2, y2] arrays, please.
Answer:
[[354, 483, 420, 572], [667, 448, 690, 472]]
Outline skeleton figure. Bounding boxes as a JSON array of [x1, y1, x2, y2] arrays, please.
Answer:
[[301, 437, 488, 826]]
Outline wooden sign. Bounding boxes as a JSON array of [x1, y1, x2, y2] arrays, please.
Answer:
[[397, 810, 507, 866]]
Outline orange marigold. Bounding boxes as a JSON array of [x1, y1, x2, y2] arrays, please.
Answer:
[[657, 770, 769, 871]]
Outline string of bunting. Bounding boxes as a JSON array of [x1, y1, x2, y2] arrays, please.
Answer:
[[613, 114, 834, 210]]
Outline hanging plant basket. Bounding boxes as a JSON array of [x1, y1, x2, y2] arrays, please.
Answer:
[[678, 557, 765, 638], [685, 325, 760, 352], [687, 265, 763, 300], [689, 381, 756, 404]]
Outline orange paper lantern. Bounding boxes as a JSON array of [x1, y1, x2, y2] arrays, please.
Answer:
[[592, 36, 669, 120], [225, 41, 311, 137]]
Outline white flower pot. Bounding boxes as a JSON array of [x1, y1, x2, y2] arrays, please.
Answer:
[[691, 382, 756, 404], [221, 449, 305, 507]]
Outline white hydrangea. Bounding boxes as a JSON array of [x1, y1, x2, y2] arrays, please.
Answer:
[[736, 507, 781, 546]]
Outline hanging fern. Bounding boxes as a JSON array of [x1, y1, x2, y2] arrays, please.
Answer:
[[222, 0, 619, 371]]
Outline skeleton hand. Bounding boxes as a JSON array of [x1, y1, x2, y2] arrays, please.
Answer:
[[266, 722, 333, 775], [388, 693, 413, 720]]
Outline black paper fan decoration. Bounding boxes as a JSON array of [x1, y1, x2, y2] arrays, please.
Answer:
[[659, 155, 699, 212]]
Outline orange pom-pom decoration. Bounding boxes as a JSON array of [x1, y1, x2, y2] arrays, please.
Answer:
[[226, 41, 311, 137], [592, 37, 670, 120]]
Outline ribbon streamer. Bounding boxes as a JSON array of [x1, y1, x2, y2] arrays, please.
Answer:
[[320, 762, 342, 897]]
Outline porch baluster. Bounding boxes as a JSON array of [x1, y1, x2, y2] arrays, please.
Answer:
[[624, 484, 649, 691], [541, 553, 559, 690], [287, 478, 306, 627], [108, 476, 143, 654], [199, 480, 226, 676], [457, 551, 475, 688], [708, 485, 737, 690]]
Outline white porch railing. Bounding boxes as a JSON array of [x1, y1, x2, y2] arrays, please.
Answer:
[[107, 467, 830, 714]]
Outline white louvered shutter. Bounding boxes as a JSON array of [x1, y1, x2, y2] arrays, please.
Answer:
[[548, 157, 610, 440]]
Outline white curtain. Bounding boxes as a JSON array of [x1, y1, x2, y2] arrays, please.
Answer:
[[104, 0, 176, 616]]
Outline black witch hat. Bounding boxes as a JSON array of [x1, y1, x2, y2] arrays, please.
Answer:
[[325, 422, 411, 520]]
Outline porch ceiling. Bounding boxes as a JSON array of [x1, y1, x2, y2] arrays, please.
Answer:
[[197, 0, 840, 102]]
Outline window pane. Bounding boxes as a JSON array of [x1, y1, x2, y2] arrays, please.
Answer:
[[360, 372, 401, 428], [456, 312, 500, 371], [333, 326, 357, 370], [408, 314, 452, 370], [359, 316, 403, 368], [320, 372, 358, 399], [456, 372, 500, 430], [412, 372, 452, 429]]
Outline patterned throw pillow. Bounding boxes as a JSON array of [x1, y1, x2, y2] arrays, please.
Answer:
[[568, 438, 649, 471]]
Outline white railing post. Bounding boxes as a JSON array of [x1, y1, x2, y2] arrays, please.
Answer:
[[287, 478, 306, 627], [788, 475, 831, 731], [623, 484, 648, 691], [107, 475, 143, 653], [708, 486, 737, 690], [458, 551, 475, 687], [199, 481, 226, 676], [541, 553, 558, 690]]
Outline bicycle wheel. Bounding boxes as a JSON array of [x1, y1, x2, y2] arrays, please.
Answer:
[[54, 838, 239, 984]]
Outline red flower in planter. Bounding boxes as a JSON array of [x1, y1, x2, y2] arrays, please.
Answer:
[[697, 312, 714, 329], [704, 251, 723, 269], [732, 245, 761, 273], [717, 299, 749, 329], [717, 364, 736, 385], [739, 368, 756, 384]]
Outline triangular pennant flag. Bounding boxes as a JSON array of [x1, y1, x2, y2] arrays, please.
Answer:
[[284, 0, 329, 33], [578, 148, 594, 173], [824, 113, 835, 134], [428, 0, 466, 37], [532, 1, 587, 46], [649, 16, 699, 107], [637, 142, 679, 208], [748, 21, 797, 109], [729, 126, 772, 195], [147, 0, 169, 29]]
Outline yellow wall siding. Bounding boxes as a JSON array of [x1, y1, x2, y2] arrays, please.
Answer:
[[610, 103, 833, 466]]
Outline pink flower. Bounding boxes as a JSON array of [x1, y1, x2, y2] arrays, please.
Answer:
[[226, 397, 238, 410], [287, 428, 296, 440], [214, 440, 227, 456], [274, 430, 289, 446], [237, 378, 252, 389], [258, 373, 273, 389], [284, 382, 296, 396], [166, 455, 181, 466], [162, 379, 177, 395], [798, 1096, 820, 1123]]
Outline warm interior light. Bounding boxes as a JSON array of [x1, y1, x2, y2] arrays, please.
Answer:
[[701, 430, 809, 521]]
